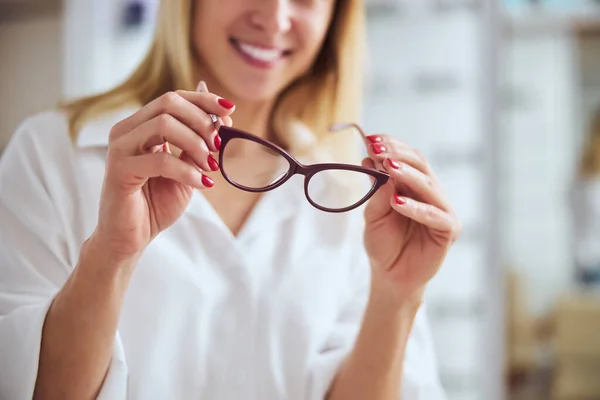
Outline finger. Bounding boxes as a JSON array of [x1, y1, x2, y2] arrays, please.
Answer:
[[194, 80, 231, 138], [122, 152, 215, 190], [221, 115, 233, 128], [177, 90, 235, 115], [361, 158, 397, 222], [390, 194, 456, 233], [384, 158, 450, 211], [196, 80, 209, 92], [363, 156, 411, 194], [361, 157, 376, 184], [109, 91, 234, 152], [364, 136, 432, 176], [166, 90, 234, 153], [113, 114, 214, 172]]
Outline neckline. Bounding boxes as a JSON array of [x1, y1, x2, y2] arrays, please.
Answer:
[[185, 175, 305, 244]]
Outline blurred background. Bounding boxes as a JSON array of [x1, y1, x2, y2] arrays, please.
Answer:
[[1, 0, 600, 399]]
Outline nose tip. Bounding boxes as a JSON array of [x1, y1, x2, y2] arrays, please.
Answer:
[[250, 1, 292, 34], [275, 14, 292, 33]]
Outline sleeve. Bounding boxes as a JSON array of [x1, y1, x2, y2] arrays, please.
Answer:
[[306, 221, 446, 400], [0, 117, 128, 400]]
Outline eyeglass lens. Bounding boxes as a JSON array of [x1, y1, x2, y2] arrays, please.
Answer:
[[221, 138, 291, 190], [306, 169, 375, 210], [221, 136, 377, 211]]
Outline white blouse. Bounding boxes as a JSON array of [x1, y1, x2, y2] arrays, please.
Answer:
[[0, 108, 445, 400]]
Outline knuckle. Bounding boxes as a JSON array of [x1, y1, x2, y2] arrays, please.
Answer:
[[388, 141, 401, 154], [425, 176, 435, 188], [423, 204, 438, 222], [155, 113, 176, 131], [187, 144, 208, 165], [196, 139, 209, 156], [105, 153, 126, 181], [414, 149, 428, 164], [160, 91, 182, 110], [204, 113, 215, 130], [453, 220, 463, 241], [156, 151, 171, 169], [195, 115, 211, 134], [379, 134, 392, 142], [106, 145, 120, 162], [193, 118, 216, 142], [108, 123, 123, 142], [182, 166, 199, 183], [106, 139, 127, 162]]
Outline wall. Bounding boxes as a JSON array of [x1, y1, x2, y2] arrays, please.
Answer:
[[0, 13, 63, 151], [578, 36, 600, 150], [364, 3, 501, 399], [62, 0, 155, 100], [501, 31, 579, 316]]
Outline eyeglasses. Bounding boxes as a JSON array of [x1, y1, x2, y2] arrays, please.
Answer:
[[216, 123, 390, 213]]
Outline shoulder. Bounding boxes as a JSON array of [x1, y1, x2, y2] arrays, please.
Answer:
[[17, 109, 69, 131], [0, 110, 73, 186], [0, 104, 140, 174], [0, 110, 83, 220], [3, 109, 71, 154]]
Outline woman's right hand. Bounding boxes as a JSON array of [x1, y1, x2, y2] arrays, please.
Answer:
[[90, 89, 235, 262]]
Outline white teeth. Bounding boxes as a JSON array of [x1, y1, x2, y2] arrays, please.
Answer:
[[237, 41, 282, 63]]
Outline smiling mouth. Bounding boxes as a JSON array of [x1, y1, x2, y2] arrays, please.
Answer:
[[230, 38, 291, 67]]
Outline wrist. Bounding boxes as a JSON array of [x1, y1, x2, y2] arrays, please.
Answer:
[[369, 274, 425, 317], [76, 232, 141, 286]]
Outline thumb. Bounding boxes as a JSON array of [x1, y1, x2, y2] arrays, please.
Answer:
[[362, 157, 394, 222]]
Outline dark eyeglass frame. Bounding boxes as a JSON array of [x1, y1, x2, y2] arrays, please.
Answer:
[[216, 123, 390, 213]]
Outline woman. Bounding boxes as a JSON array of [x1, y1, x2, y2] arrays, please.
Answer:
[[572, 108, 600, 286], [0, 0, 461, 399]]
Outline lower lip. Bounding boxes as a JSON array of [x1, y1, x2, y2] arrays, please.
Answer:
[[231, 41, 284, 70]]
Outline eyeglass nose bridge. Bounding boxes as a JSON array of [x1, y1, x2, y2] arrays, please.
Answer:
[[285, 162, 329, 187], [289, 162, 312, 177]]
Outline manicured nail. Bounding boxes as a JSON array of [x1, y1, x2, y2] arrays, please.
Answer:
[[387, 159, 401, 169], [202, 175, 214, 188], [367, 135, 382, 143], [207, 154, 219, 171], [218, 98, 235, 109], [394, 194, 406, 205], [371, 143, 386, 155], [214, 135, 222, 151]]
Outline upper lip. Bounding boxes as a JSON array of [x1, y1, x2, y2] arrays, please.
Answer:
[[230, 38, 290, 53]]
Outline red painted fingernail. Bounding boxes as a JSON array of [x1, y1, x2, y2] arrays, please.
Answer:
[[201, 175, 214, 188], [367, 135, 382, 143], [371, 143, 386, 155], [394, 194, 406, 205], [207, 154, 219, 171], [388, 158, 401, 169], [214, 135, 222, 151], [218, 98, 235, 109]]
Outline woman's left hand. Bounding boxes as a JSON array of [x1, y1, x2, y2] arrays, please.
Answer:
[[361, 134, 462, 306]]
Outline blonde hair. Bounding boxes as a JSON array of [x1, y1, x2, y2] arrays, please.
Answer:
[[579, 108, 600, 178], [63, 0, 366, 164]]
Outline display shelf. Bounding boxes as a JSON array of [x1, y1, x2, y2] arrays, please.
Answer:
[[0, 0, 62, 23], [504, 7, 600, 36]]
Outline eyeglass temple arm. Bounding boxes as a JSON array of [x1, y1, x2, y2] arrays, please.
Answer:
[[329, 123, 388, 174], [328, 123, 368, 141]]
